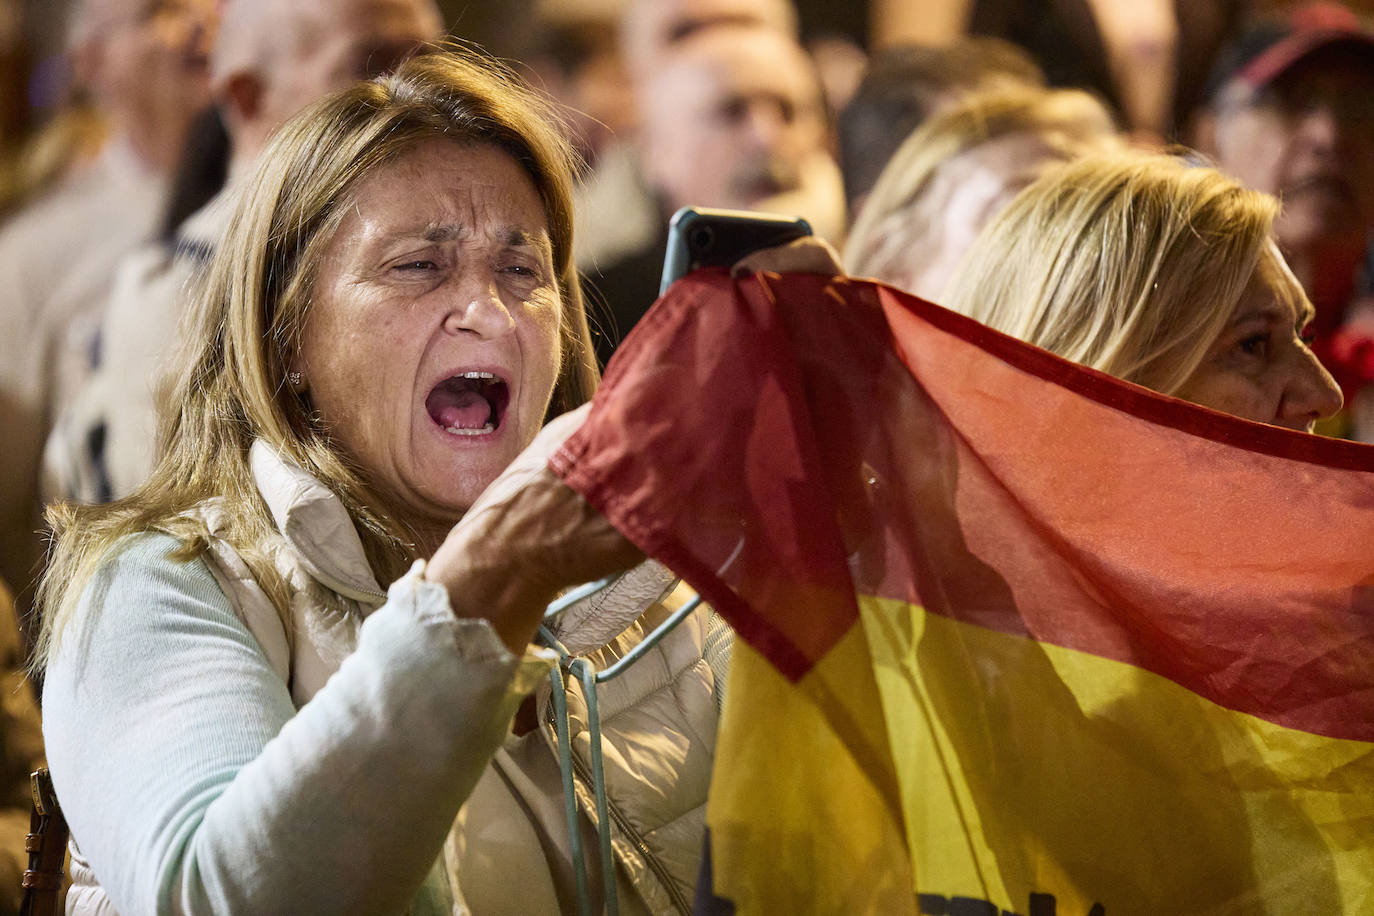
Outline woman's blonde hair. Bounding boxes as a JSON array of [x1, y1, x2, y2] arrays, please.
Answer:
[[37, 50, 598, 665], [942, 151, 1282, 394], [844, 85, 1117, 283]]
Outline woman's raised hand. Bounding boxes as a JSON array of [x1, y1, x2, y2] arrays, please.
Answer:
[[425, 404, 645, 654]]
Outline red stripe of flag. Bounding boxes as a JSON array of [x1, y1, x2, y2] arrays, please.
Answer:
[[552, 270, 1374, 741]]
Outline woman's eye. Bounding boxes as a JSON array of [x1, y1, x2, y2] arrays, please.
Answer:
[[394, 259, 438, 272], [1237, 333, 1270, 358], [502, 264, 538, 279]]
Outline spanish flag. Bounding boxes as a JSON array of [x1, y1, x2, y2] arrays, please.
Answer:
[[550, 270, 1374, 915]]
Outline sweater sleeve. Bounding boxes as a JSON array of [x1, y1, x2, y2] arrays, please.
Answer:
[[42, 533, 553, 915]]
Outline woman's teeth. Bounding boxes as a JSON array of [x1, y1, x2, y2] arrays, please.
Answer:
[[445, 423, 494, 436], [446, 372, 497, 435]]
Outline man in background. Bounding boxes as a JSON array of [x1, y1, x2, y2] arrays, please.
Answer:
[[585, 21, 842, 365], [0, 0, 214, 607], [1195, 2, 1374, 438], [571, 0, 805, 288]]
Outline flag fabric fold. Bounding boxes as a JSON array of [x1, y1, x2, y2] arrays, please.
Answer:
[[549, 269, 1374, 916]]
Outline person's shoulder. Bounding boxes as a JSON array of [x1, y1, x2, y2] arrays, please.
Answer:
[[102, 241, 181, 339], [0, 165, 102, 249], [0, 153, 159, 267], [100, 529, 210, 572], [42, 529, 235, 682], [0, 169, 122, 320], [79, 531, 225, 619]]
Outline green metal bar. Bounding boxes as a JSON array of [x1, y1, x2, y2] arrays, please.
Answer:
[[539, 580, 708, 915], [570, 657, 619, 916], [538, 624, 571, 660], [595, 594, 703, 683], [546, 661, 592, 916]]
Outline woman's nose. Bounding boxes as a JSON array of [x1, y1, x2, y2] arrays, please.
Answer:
[[442, 277, 515, 339], [1277, 345, 1344, 430]]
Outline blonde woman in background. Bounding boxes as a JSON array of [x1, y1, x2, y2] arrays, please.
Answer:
[[942, 151, 1343, 430], [845, 85, 1119, 303]]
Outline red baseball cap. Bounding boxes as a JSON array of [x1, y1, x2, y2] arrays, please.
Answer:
[[1209, 2, 1374, 100]]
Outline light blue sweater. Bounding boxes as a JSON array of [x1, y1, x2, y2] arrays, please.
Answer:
[[43, 533, 550, 915]]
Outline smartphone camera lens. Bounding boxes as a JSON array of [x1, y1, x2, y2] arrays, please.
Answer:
[[689, 225, 714, 254]]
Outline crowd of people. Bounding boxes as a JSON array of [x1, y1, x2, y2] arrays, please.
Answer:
[[0, 0, 1369, 912]]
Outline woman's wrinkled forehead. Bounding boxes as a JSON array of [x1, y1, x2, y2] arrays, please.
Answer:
[[330, 139, 553, 256]]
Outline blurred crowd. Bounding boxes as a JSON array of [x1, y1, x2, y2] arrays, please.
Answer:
[[0, 0, 1373, 910]]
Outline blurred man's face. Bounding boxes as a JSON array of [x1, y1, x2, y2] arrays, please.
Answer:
[[621, 0, 795, 78], [92, 0, 214, 139], [261, 0, 440, 127], [638, 29, 828, 212], [1212, 47, 1374, 255]]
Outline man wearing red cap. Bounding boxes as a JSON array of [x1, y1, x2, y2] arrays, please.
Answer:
[[1196, 2, 1374, 438]]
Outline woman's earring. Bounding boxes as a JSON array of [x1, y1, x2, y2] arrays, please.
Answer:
[[288, 371, 304, 390]]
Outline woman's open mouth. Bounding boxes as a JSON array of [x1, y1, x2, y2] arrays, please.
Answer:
[[425, 372, 511, 437]]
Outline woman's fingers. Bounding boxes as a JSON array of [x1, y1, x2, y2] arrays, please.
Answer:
[[731, 236, 845, 279]]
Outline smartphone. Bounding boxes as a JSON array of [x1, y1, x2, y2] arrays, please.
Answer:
[[658, 206, 813, 295]]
